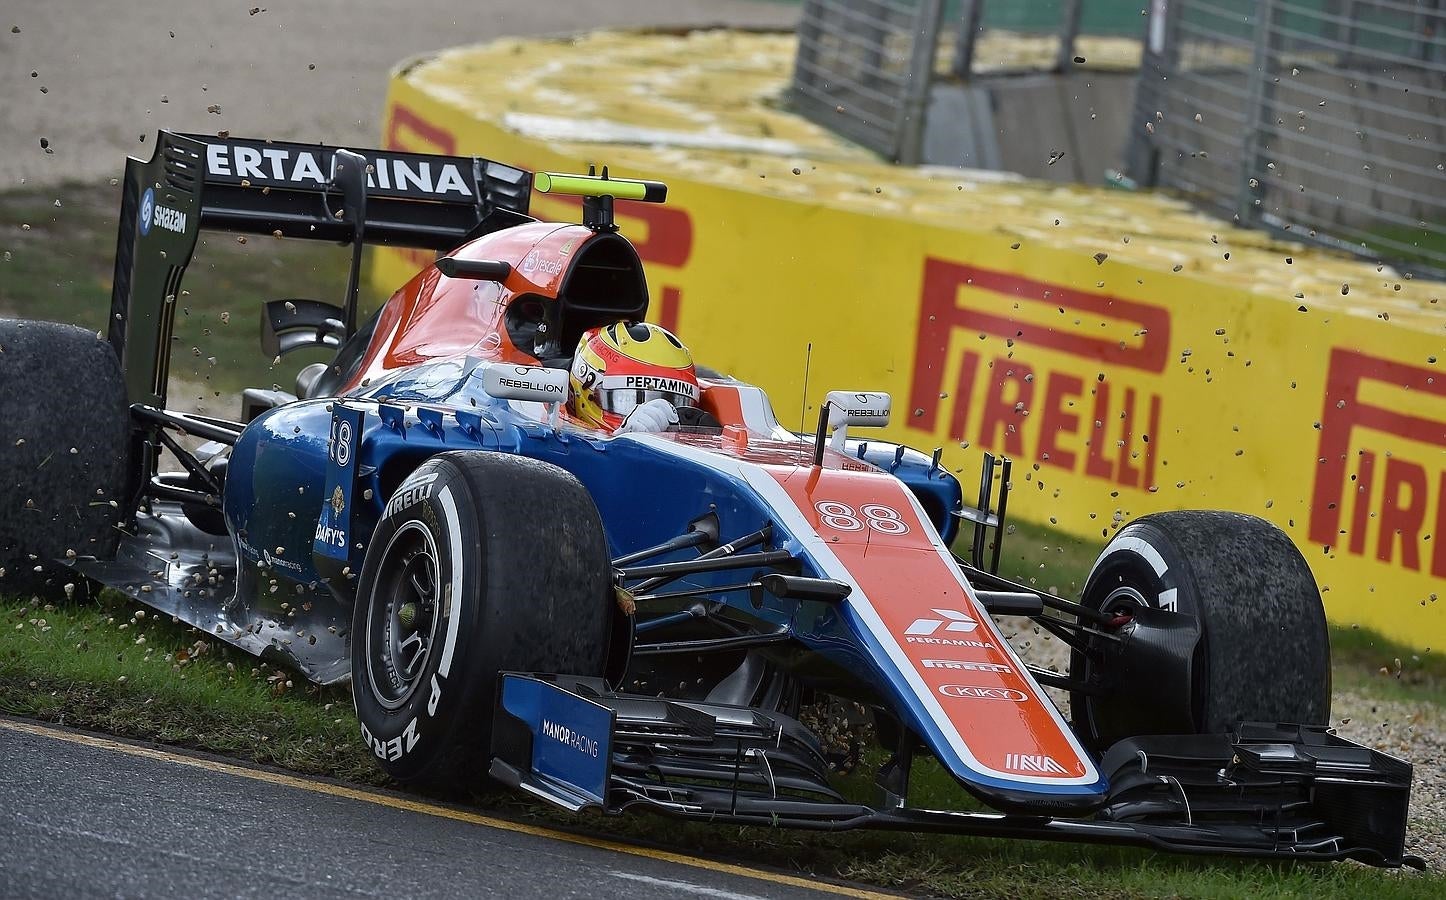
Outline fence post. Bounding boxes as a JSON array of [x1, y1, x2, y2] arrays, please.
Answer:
[[952, 0, 985, 79], [1126, 0, 1177, 187], [1237, 0, 1280, 225], [1056, 0, 1084, 72], [898, 0, 946, 164], [793, 0, 824, 86]]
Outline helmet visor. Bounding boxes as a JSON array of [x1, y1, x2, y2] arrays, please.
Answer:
[[594, 373, 700, 417], [599, 387, 695, 417]]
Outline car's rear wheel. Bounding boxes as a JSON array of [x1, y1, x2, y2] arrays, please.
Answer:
[[350, 451, 614, 787], [1069, 510, 1330, 752], [0, 319, 131, 599]]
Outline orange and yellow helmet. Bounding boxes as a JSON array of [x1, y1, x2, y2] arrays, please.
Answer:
[[568, 322, 699, 431]]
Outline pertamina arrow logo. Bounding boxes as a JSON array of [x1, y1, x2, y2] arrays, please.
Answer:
[[904, 608, 978, 635]]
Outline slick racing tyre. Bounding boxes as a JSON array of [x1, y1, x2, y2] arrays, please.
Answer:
[[351, 451, 613, 786], [1070, 510, 1330, 752], [0, 319, 130, 599]]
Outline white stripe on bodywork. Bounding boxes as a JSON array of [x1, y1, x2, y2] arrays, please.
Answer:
[[732, 384, 795, 441], [888, 482, 1100, 785], [625, 434, 1100, 788], [437, 484, 464, 678]]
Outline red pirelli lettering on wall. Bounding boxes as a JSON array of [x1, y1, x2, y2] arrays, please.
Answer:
[[1309, 348, 1446, 577], [385, 104, 458, 156], [910, 259, 1171, 490], [383, 104, 460, 272]]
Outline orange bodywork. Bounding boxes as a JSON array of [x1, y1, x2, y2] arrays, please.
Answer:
[[339, 222, 578, 392], [766, 462, 1090, 781], [661, 430, 1094, 784], [337, 223, 752, 432]]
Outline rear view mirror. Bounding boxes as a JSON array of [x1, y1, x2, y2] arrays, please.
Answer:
[[826, 391, 891, 428], [482, 365, 569, 403], [811, 391, 893, 464], [261, 298, 347, 357]]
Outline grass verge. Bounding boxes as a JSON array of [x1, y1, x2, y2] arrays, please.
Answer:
[[0, 591, 380, 786]]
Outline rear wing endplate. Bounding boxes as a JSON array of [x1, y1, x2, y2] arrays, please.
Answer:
[[109, 130, 533, 407]]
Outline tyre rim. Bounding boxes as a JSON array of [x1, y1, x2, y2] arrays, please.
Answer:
[[364, 521, 443, 711], [1101, 584, 1148, 619]]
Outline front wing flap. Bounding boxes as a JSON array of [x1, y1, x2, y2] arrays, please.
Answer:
[[490, 675, 1420, 868]]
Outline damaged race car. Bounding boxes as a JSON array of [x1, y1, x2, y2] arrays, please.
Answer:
[[0, 130, 1419, 868]]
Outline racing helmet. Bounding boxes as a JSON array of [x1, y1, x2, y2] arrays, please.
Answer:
[[569, 322, 699, 431]]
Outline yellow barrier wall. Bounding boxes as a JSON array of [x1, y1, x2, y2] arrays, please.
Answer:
[[374, 55, 1445, 652]]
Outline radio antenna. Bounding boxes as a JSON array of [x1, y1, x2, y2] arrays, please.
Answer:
[[799, 342, 813, 441]]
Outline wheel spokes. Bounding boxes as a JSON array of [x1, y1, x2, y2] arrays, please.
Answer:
[[409, 567, 434, 603], [366, 524, 445, 709], [396, 631, 426, 677]]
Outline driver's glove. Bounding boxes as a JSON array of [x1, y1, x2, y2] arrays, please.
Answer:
[[619, 398, 679, 434]]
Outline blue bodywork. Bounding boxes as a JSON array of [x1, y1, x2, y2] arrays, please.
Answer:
[[225, 356, 962, 616], [222, 354, 1109, 809]]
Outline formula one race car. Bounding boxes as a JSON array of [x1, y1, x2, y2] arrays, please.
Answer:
[[0, 131, 1418, 867]]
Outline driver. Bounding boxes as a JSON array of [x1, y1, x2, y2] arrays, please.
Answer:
[[568, 322, 700, 433]]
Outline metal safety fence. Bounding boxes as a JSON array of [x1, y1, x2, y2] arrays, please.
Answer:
[[789, 1, 1112, 162], [790, 0, 946, 163], [789, 1, 1443, 273], [1126, 0, 1446, 274]]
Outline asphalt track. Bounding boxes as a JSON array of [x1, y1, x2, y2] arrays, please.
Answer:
[[0, 718, 894, 900]]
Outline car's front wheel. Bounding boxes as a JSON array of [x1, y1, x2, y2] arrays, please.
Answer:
[[1069, 510, 1331, 752], [350, 451, 614, 787]]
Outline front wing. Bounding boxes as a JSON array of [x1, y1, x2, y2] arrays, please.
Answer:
[[490, 675, 1420, 868]]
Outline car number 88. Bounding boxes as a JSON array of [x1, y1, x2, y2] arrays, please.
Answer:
[[814, 501, 909, 535]]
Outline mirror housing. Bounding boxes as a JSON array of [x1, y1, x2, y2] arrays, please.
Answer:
[[482, 364, 570, 404], [826, 391, 892, 428], [822, 390, 891, 455], [261, 298, 347, 358]]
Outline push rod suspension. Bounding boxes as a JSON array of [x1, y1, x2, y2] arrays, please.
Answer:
[[627, 525, 773, 594]]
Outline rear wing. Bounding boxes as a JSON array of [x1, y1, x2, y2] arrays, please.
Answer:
[[109, 130, 533, 407]]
